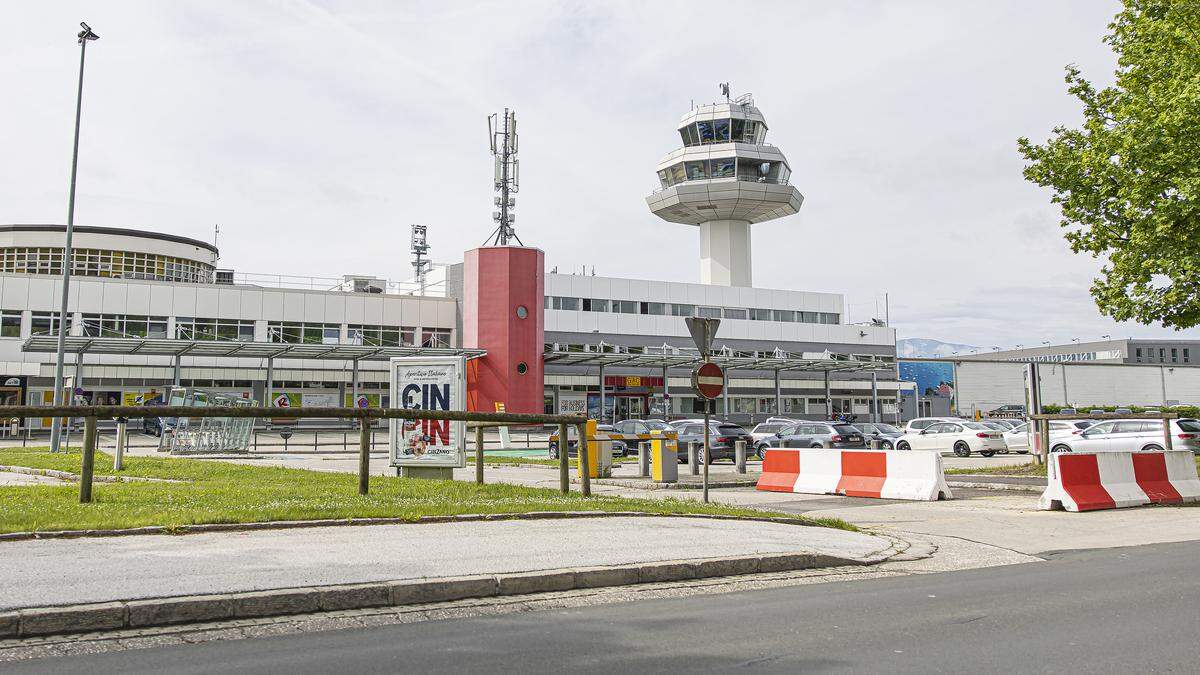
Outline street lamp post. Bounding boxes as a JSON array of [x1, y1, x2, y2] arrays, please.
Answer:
[[50, 22, 99, 454]]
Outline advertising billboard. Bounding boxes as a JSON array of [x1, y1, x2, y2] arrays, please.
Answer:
[[389, 356, 466, 468]]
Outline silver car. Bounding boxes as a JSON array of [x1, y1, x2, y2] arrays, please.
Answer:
[[1049, 418, 1200, 454]]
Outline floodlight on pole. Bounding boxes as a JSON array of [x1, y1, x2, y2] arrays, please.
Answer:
[[50, 21, 99, 453]]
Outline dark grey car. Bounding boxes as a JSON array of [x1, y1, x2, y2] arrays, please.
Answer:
[[774, 422, 866, 449], [674, 422, 754, 463], [853, 422, 903, 449]]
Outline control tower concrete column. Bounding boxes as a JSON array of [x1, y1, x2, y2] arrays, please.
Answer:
[[699, 219, 752, 286]]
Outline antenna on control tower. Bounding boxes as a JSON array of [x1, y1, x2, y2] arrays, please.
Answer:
[[410, 224, 431, 295], [485, 108, 523, 247], [720, 82, 730, 101]]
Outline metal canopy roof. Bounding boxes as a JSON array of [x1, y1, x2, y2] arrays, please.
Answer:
[[21, 335, 486, 361], [542, 345, 894, 373]]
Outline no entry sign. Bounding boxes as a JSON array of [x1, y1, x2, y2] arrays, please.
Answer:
[[692, 362, 725, 400]]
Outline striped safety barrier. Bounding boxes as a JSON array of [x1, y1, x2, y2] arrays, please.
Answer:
[[1039, 451, 1200, 512], [757, 448, 952, 501]]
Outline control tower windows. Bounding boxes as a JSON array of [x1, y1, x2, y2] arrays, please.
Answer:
[[710, 158, 736, 178], [685, 161, 708, 180], [679, 124, 700, 146], [678, 118, 764, 147], [714, 118, 730, 142]]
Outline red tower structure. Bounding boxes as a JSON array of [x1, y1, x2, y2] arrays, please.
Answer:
[[463, 246, 545, 414]]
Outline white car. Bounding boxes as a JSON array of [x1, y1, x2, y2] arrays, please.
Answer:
[[896, 420, 1007, 457], [1048, 418, 1200, 454], [750, 421, 793, 456], [1003, 420, 1095, 454], [902, 417, 960, 435]]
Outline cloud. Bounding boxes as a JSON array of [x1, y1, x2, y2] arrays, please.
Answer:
[[4, 0, 1196, 348]]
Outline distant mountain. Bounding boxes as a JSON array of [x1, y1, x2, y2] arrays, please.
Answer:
[[896, 338, 980, 359]]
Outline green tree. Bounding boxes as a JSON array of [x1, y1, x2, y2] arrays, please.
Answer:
[[1018, 0, 1200, 329]]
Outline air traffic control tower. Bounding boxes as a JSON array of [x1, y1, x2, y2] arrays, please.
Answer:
[[646, 93, 803, 287]]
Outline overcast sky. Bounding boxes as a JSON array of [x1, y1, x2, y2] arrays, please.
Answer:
[[4, 1, 1197, 349]]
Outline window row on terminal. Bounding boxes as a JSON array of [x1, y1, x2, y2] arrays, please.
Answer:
[[0, 310, 451, 347], [544, 296, 840, 324]]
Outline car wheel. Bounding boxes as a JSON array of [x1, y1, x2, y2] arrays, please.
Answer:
[[1051, 444, 1071, 453], [979, 451, 996, 458], [810, 443, 823, 449], [1016, 450, 1029, 454], [756, 444, 767, 460], [896, 441, 910, 451], [548, 443, 558, 460], [1141, 444, 1164, 453], [953, 442, 971, 457], [881, 440, 893, 450]]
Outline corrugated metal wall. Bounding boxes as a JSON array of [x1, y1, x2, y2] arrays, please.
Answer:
[[956, 362, 1200, 414]]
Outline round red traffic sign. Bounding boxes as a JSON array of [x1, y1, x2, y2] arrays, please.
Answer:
[[692, 362, 725, 400]]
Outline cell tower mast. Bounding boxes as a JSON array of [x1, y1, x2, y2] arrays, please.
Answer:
[[410, 224, 431, 295], [485, 108, 522, 246]]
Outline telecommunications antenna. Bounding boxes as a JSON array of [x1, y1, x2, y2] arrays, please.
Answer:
[[484, 108, 523, 247], [411, 224, 431, 295]]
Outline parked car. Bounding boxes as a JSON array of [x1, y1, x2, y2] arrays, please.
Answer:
[[988, 404, 1026, 416], [1047, 418, 1200, 454], [141, 404, 176, 437], [673, 422, 754, 463], [750, 421, 792, 455], [853, 422, 904, 449], [611, 419, 675, 438], [773, 422, 866, 450], [547, 424, 628, 459], [1002, 420, 1095, 454], [896, 420, 1006, 457], [902, 417, 960, 435]]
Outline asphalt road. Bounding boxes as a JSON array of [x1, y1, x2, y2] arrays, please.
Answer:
[[11, 540, 1200, 674]]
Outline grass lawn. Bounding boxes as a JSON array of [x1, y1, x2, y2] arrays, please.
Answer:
[[945, 463, 1047, 477], [0, 447, 853, 534]]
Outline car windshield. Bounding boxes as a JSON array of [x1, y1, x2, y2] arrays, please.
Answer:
[[832, 425, 860, 434], [753, 423, 784, 434], [644, 420, 672, 431], [1073, 421, 1096, 429], [1178, 420, 1200, 432], [715, 424, 747, 434], [874, 424, 900, 434], [963, 422, 990, 430]]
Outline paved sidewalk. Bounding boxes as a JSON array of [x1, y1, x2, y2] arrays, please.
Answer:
[[0, 517, 892, 612]]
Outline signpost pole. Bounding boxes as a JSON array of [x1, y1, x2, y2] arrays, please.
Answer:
[[702, 404, 709, 503], [685, 316, 721, 505]]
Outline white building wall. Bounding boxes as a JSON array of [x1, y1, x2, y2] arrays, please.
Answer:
[[954, 360, 1200, 413], [544, 274, 893, 347], [0, 272, 457, 379]]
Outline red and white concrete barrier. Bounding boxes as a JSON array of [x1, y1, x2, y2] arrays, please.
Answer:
[[757, 448, 952, 501], [1039, 450, 1200, 512]]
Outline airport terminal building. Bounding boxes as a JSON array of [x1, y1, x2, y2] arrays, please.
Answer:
[[0, 223, 899, 428], [1, 95, 904, 428]]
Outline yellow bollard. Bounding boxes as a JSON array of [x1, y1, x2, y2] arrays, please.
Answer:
[[577, 419, 599, 479], [651, 430, 678, 483]]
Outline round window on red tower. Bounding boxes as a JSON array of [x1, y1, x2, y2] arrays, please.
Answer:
[[515, 305, 528, 319], [516, 361, 528, 375]]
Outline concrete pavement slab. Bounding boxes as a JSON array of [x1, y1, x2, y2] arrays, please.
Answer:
[[0, 516, 891, 612]]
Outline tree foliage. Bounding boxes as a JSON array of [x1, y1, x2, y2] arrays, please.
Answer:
[[1018, 0, 1200, 329]]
